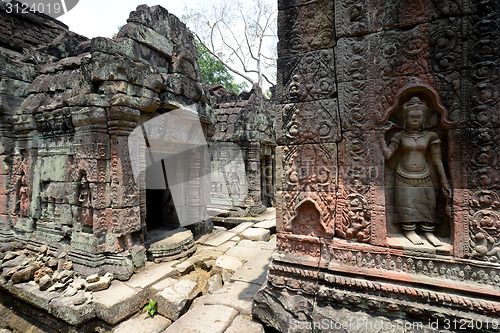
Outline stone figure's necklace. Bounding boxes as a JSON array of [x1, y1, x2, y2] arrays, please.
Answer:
[[403, 130, 426, 142]]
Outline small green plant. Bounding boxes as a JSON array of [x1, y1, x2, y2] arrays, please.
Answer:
[[143, 299, 158, 317]]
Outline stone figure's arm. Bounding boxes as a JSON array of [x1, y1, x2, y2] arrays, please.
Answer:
[[430, 134, 451, 198], [379, 132, 399, 160]]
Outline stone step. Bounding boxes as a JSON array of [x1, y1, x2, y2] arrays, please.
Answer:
[[124, 261, 177, 290], [230, 222, 255, 235]]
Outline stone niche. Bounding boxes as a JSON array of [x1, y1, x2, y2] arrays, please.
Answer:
[[254, 0, 500, 331], [0, 4, 214, 279], [208, 85, 276, 215]]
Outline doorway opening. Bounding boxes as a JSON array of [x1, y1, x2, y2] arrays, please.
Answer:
[[145, 159, 180, 231]]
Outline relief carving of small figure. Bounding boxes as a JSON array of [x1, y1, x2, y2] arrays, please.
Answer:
[[78, 174, 93, 227], [379, 96, 451, 246], [18, 175, 29, 217]]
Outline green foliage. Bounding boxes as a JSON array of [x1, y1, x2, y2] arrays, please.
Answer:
[[143, 299, 158, 317], [266, 89, 272, 99], [196, 41, 246, 94], [112, 25, 123, 39]]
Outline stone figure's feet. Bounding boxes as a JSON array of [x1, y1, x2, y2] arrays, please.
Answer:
[[424, 232, 442, 247], [403, 230, 424, 245]]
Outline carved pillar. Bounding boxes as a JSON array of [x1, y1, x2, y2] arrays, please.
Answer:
[[104, 105, 141, 253]]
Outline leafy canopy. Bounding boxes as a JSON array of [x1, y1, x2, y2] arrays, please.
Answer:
[[196, 41, 247, 94]]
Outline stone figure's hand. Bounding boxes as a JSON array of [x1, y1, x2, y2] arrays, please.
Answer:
[[377, 121, 398, 133], [442, 182, 452, 199]]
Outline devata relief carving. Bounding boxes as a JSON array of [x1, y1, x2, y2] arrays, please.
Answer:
[[380, 95, 451, 247], [254, 0, 500, 330]]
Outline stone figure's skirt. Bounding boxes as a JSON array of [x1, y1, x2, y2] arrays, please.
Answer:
[[394, 165, 437, 224]]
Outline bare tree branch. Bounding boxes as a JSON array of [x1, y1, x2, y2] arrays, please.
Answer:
[[194, 34, 258, 86], [184, 0, 277, 93]]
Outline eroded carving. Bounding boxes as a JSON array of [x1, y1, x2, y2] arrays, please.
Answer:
[[380, 95, 451, 246]]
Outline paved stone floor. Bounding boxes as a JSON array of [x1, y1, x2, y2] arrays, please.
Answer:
[[113, 208, 277, 333], [0, 208, 276, 333]]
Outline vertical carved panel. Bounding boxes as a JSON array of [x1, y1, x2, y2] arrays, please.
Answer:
[[277, 100, 340, 145], [277, 49, 337, 104], [278, 0, 335, 56], [465, 0, 500, 260]]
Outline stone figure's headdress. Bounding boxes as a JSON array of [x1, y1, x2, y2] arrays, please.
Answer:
[[402, 96, 428, 114]]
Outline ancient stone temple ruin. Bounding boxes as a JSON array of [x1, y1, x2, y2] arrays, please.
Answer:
[[0, 4, 213, 279], [254, 0, 500, 330], [209, 85, 276, 215]]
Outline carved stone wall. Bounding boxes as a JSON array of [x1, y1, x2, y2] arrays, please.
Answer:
[[0, 4, 213, 279], [209, 85, 276, 213], [254, 0, 500, 330]]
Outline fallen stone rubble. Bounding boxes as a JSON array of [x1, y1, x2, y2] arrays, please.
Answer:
[[0, 245, 112, 306], [0, 209, 277, 332]]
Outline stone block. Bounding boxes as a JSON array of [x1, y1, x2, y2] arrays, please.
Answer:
[[202, 281, 262, 315], [112, 312, 171, 333], [201, 231, 237, 247], [125, 261, 177, 289], [278, 1, 335, 57], [230, 222, 255, 235], [240, 228, 270, 242], [253, 219, 276, 232], [214, 255, 242, 274], [90, 37, 169, 73], [276, 100, 341, 146], [162, 73, 203, 102], [0, 77, 30, 97], [155, 279, 199, 320], [224, 315, 265, 333], [116, 22, 173, 58], [150, 277, 178, 294], [225, 245, 262, 263], [39, 156, 70, 182], [145, 228, 196, 263], [276, 49, 336, 104], [48, 292, 95, 326], [230, 249, 274, 285], [164, 304, 237, 333], [93, 281, 143, 325], [8, 282, 60, 310]]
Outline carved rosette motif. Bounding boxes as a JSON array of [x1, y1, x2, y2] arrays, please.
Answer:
[[278, 99, 340, 146], [278, 0, 335, 56], [279, 144, 336, 193], [277, 49, 337, 103]]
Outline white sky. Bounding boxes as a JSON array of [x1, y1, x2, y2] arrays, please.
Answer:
[[58, 1, 206, 38], [57, 0, 277, 90]]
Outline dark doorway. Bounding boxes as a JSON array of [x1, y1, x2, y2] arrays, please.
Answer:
[[145, 159, 180, 231]]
